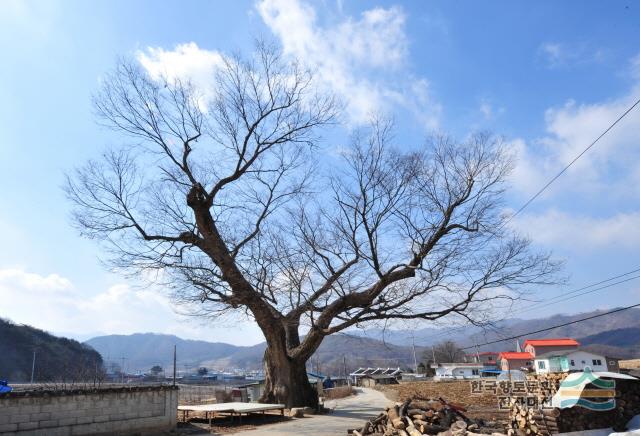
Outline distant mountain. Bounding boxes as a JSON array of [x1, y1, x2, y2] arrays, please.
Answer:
[[85, 332, 424, 374], [349, 308, 640, 357], [85, 333, 252, 372], [310, 334, 424, 375], [578, 327, 640, 359], [84, 308, 640, 374], [0, 318, 103, 382], [579, 327, 640, 347]]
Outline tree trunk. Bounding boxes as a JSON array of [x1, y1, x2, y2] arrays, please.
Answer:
[[259, 344, 318, 409]]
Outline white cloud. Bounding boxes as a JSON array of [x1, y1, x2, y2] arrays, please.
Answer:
[[478, 99, 504, 121], [511, 210, 640, 251], [510, 72, 640, 199], [479, 102, 493, 120], [538, 42, 607, 69], [0, 268, 72, 292], [133, 2, 440, 128], [507, 53, 640, 249], [0, 268, 264, 345], [257, 0, 440, 127], [137, 42, 224, 105]]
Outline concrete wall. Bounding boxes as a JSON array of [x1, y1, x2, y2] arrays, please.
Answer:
[[0, 386, 177, 435]]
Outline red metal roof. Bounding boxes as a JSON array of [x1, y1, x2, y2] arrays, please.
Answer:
[[523, 338, 579, 347], [498, 352, 533, 360]]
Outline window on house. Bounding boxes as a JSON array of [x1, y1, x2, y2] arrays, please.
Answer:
[[581, 360, 586, 364], [538, 361, 546, 369], [570, 360, 575, 366], [472, 369, 479, 375], [592, 359, 602, 366]]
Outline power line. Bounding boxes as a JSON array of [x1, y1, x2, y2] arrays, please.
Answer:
[[437, 99, 640, 341], [460, 302, 640, 350], [425, 266, 640, 339], [510, 272, 640, 316], [413, 99, 640, 347], [506, 96, 640, 223]]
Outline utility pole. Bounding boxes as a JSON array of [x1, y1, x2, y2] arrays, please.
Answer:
[[411, 332, 418, 373], [343, 355, 350, 386], [173, 344, 177, 387], [120, 357, 126, 384], [30, 350, 36, 384], [432, 346, 436, 364]]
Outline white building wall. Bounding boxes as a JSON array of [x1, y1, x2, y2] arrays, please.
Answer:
[[535, 358, 551, 374], [534, 350, 608, 374], [434, 365, 481, 380], [566, 350, 607, 372]]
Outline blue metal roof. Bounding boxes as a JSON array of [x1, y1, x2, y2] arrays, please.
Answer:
[[480, 369, 502, 374]]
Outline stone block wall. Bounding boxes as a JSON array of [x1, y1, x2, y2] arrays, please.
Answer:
[[0, 385, 177, 435]]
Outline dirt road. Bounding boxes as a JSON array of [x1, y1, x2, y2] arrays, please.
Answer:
[[237, 388, 391, 435]]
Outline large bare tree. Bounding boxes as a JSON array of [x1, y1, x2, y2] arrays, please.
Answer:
[[66, 45, 560, 408]]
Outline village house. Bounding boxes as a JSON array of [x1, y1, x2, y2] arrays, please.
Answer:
[[431, 362, 484, 380], [349, 367, 402, 385], [467, 352, 499, 367], [534, 349, 620, 374], [498, 352, 534, 371], [359, 374, 400, 387], [523, 338, 579, 357]]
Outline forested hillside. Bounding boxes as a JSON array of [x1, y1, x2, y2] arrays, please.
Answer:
[[0, 318, 103, 382]]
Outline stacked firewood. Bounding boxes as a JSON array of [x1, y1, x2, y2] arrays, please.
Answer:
[[508, 401, 559, 435], [509, 379, 640, 433], [553, 379, 640, 432], [526, 373, 568, 384], [348, 397, 506, 436]]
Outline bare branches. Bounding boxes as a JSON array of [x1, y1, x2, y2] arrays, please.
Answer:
[[68, 44, 561, 368]]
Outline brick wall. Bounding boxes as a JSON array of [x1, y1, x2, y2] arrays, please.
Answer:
[[0, 386, 177, 435]]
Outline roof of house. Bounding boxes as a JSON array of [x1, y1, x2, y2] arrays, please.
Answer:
[[523, 338, 579, 347], [478, 351, 499, 356], [431, 362, 484, 368], [498, 352, 534, 360], [349, 367, 402, 376], [307, 372, 326, 380]]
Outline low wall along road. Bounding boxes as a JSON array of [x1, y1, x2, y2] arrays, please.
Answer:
[[0, 385, 178, 435]]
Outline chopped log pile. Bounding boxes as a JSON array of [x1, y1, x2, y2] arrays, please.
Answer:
[[508, 401, 559, 435], [508, 377, 640, 434], [348, 397, 507, 436]]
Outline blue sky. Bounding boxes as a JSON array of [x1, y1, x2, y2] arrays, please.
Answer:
[[1, 0, 639, 345]]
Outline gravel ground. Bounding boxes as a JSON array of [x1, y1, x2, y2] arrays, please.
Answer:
[[235, 388, 391, 435]]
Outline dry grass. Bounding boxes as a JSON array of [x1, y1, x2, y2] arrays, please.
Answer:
[[323, 385, 356, 400]]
